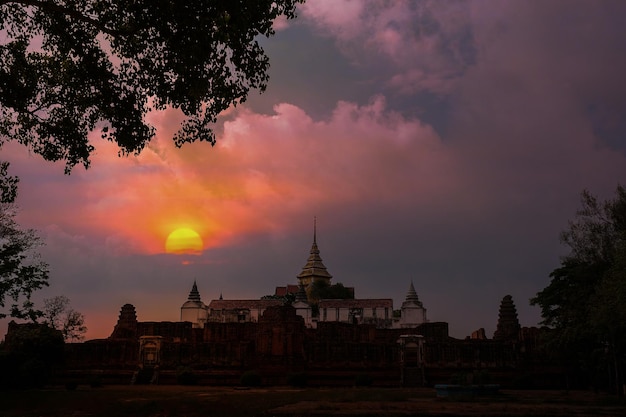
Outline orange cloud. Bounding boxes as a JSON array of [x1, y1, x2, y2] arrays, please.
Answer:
[[7, 95, 455, 257]]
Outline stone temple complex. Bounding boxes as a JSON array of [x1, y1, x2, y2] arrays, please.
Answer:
[[177, 223, 427, 330], [4, 224, 556, 387]]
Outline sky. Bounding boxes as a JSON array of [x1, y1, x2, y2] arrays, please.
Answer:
[[2, 0, 626, 340]]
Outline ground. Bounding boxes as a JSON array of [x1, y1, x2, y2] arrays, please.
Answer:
[[0, 386, 624, 417]]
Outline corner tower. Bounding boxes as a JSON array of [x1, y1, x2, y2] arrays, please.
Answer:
[[180, 280, 208, 328], [400, 281, 427, 328], [297, 218, 332, 288], [493, 294, 520, 340]]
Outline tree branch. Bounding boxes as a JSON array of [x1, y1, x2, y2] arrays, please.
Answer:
[[1, 0, 124, 36]]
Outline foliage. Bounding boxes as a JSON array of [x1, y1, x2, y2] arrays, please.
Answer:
[[1, 322, 64, 389], [240, 370, 262, 387], [0, 161, 49, 319], [308, 281, 354, 301], [42, 295, 87, 342], [531, 185, 626, 394], [261, 292, 296, 305], [0, 0, 302, 172]]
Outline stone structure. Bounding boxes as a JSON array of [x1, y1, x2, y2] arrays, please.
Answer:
[[399, 281, 427, 328], [139, 335, 163, 367], [110, 304, 138, 339], [180, 281, 208, 328], [471, 328, 487, 340], [1, 223, 562, 388], [5, 295, 559, 388], [292, 285, 314, 327], [207, 299, 283, 323], [493, 294, 521, 340], [398, 335, 425, 386], [188, 223, 401, 330], [318, 298, 393, 328], [296, 218, 333, 289]]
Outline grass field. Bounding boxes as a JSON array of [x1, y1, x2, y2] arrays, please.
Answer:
[[1, 385, 625, 417]]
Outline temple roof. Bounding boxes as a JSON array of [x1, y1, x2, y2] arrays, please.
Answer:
[[275, 284, 300, 297], [297, 218, 333, 281]]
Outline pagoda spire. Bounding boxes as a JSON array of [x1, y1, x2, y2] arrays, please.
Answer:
[[187, 280, 201, 302], [402, 280, 423, 307], [297, 218, 332, 287]]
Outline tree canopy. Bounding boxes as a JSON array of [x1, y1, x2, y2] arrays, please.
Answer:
[[531, 185, 626, 394], [0, 161, 49, 319], [308, 281, 354, 302], [0, 0, 302, 172]]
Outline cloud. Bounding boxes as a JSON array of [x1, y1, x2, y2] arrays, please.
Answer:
[[301, 0, 476, 94], [5, 94, 450, 255], [3, 0, 626, 341]]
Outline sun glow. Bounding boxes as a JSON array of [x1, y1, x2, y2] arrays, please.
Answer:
[[165, 227, 203, 254]]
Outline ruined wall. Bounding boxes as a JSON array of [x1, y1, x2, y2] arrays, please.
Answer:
[[65, 340, 139, 370], [137, 321, 195, 343], [52, 304, 557, 386]]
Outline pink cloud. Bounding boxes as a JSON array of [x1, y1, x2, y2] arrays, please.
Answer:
[[5, 95, 455, 257], [300, 0, 364, 40], [4, 0, 623, 266]]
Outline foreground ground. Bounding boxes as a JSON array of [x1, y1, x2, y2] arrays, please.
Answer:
[[1, 385, 625, 417]]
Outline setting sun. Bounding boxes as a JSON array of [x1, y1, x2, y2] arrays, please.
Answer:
[[165, 227, 203, 254]]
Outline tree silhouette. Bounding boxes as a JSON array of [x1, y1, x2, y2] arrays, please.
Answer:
[[0, 0, 302, 172], [42, 295, 87, 342], [0, 161, 49, 319], [532, 185, 626, 394]]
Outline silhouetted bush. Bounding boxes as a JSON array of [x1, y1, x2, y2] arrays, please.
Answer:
[[354, 373, 373, 387], [2, 323, 64, 389], [176, 367, 198, 385], [287, 372, 308, 388], [240, 370, 262, 387]]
